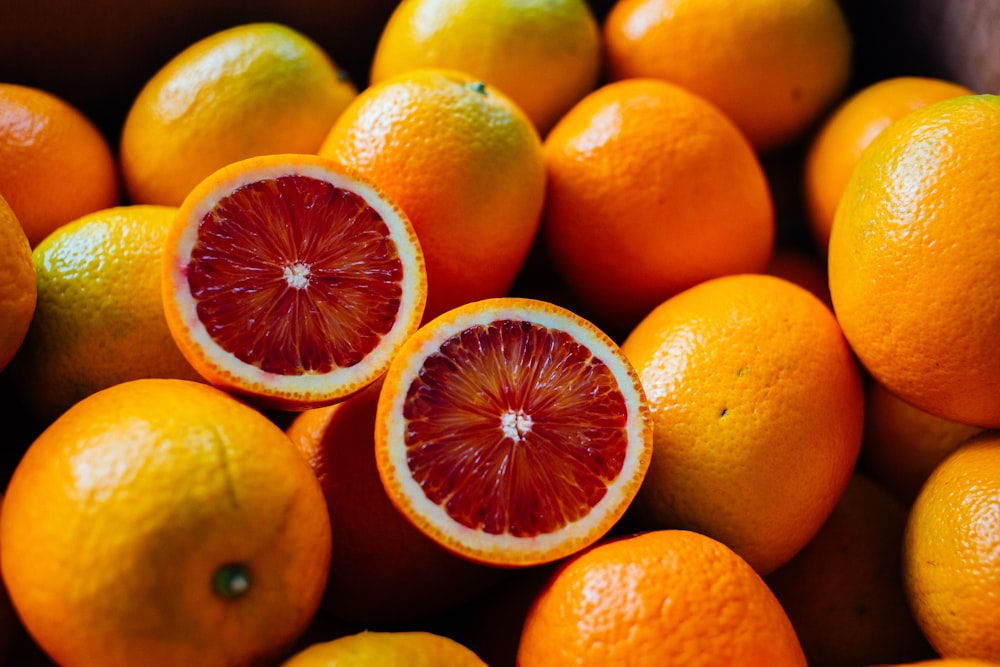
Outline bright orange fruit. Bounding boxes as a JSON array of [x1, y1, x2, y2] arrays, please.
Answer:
[[517, 529, 808, 666], [621, 273, 864, 575], [542, 78, 774, 332], [120, 22, 357, 206], [369, 0, 601, 134], [0, 378, 332, 667], [828, 94, 1000, 427], [10, 205, 202, 422], [161, 153, 426, 410], [375, 297, 652, 567], [319, 68, 545, 322], [804, 76, 972, 253], [603, 0, 853, 151], [904, 434, 1000, 661], [0, 83, 119, 246]]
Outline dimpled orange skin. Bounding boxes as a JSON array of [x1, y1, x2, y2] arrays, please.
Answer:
[[602, 0, 853, 152], [320, 69, 545, 322], [828, 94, 1000, 428], [0, 194, 36, 371], [803, 76, 972, 253], [903, 435, 1000, 661], [621, 273, 864, 575], [369, 0, 602, 135], [12, 205, 203, 423], [541, 78, 773, 332], [0, 83, 119, 247], [120, 22, 358, 207], [0, 378, 333, 667], [517, 529, 807, 666]]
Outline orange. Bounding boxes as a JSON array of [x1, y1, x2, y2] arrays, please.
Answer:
[[804, 76, 973, 253], [0, 194, 35, 371], [541, 78, 774, 333], [621, 273, 864, 575], [375, 297, 652, 567], [860, 380, 985, 506], [280, 630, 487, 666], [162, 153, 426, 411], [0, 83, 119, 247], [765, 474, 935, 667], [286, 381, 504, 627], [903, 434, 1000, 661], [320, 68, 545, 322], [369, 0, 601, 134], [603, 0, 853, 151], [828, 94, 1000, 427], [120, 22, 357, 206], [8, 205, 201, 422], [0, 378, 332, 667], [517, 529, 807, 665]]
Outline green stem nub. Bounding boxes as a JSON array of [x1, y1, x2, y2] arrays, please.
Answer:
[[212, 563, 252, 600], [466, 81, 488, 96]]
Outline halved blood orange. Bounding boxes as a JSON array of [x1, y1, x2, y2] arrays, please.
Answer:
[[162, 153, 426, 410], [374, 297, 652, 567]]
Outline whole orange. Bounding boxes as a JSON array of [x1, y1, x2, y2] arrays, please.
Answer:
[[10, 205, 202, 423], [903, 434, 1000, 661], [369, 0, 601, 134], [285, 381, 503, 627], [0, 83, 119, 247], [765, 474, 934, 667], [860, 380, 985, 506], [621, 273, 864, 575], [517, 529, 807, 666], [320, 69, 545, 321], [0, 195, 36, 371], [542, 78, 773, 332], [0, 378, 332, 667], [828, 94, 1000, 427], [603, 0, 853, 151], [804, 76, 972, 253], [120, 22, 357, 206]]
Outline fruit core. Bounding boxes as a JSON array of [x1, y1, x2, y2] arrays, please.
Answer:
[[402, 319, 630, 538], [186, 174, 406, 376]]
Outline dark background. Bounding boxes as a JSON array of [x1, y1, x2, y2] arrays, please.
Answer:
[[1, 0, 996, 147]]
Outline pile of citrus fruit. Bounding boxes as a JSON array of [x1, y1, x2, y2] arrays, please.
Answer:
[[1, 0, 999, 665]]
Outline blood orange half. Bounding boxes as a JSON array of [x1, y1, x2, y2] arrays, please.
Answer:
[[162, 153, 426, 410], [374, 297, 652, 567]]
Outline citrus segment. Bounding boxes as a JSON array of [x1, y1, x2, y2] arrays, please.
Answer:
[[375, 297, 651, 566], [163, 153, 426, 410]]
